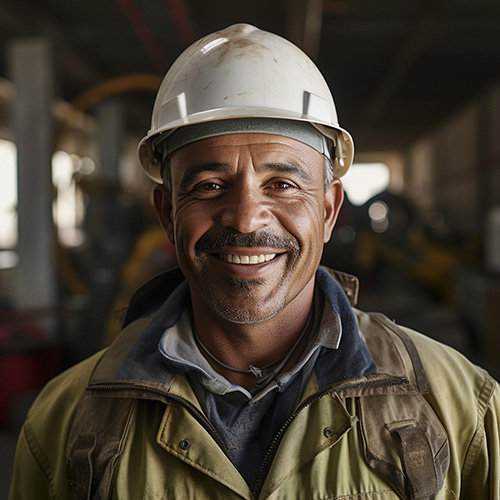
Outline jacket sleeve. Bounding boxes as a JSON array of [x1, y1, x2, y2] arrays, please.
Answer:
[[9, 422, 72, 500], [461, 378, 500, 499], [9, 355, 101, 500]]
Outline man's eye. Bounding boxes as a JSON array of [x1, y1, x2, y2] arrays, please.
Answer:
[[194, 181, 222, 192], [191, 181, 226, 197], [270, 180, 296, 190]]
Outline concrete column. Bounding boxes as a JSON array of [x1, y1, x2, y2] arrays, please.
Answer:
[[90, 97, 128, 256], [96, 97, 124, 182], [8, 39, 57, 309]]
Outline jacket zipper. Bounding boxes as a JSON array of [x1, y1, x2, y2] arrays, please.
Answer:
[[86, 383, 236, 464], [251, 375, 410, 498], [88, 376, 409, 499]]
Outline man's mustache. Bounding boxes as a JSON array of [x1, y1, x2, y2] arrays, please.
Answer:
[[195, 230, 300, 255]]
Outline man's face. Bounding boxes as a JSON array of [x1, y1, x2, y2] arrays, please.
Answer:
[[154, 133, 343, 324]]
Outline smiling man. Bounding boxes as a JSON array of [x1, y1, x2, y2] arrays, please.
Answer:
[[10, 24, 500, 500], [153, 128, 344, 392]]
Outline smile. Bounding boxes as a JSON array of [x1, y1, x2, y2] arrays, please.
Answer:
[[219, 253, 277, 264]]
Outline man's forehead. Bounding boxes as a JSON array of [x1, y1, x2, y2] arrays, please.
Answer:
[[170, 133, 325, 174], [170, 133, 325, 189]]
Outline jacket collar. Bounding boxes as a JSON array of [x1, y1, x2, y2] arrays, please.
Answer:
[[89, 267, 427, 398]]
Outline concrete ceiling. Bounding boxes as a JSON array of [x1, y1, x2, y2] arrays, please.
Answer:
[[1, 0, 500, 154]]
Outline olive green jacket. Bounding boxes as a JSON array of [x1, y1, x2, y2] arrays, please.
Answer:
[[9, 269, 500, 499]]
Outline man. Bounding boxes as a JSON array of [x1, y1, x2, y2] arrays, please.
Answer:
[[10, 24, 500, 499]]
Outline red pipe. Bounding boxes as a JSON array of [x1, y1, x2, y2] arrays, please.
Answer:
[[165, 0, 197, 47], [117, 0, 170, 71]]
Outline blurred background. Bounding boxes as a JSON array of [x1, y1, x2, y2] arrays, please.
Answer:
[[1, 0, 500, 494]]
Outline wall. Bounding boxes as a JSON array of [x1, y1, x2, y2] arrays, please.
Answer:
[[405, 81, 500, 241], [487, 82, 500, 207]]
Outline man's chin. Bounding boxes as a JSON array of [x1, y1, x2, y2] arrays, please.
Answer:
[[202, 289, 284, 325], [212, 305, 281, 325]]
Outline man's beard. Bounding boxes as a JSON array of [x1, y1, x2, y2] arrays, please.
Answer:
[[194, 229, 301, 324]]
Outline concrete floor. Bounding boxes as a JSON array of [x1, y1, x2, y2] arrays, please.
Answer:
[[1, 392, 35, 498], [1, 430, 17, 499]]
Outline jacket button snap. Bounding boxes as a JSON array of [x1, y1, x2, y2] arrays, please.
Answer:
[[323, 427, 333, 438], [179, 439, 191, 450]]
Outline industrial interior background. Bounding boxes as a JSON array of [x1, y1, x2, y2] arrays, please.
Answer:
[[1, 0, 500, 495]]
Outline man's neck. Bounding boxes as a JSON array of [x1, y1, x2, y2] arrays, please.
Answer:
[[190, 281, 316, 391]]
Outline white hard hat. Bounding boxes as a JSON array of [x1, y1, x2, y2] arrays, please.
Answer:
[[138, 23, 354, 183]]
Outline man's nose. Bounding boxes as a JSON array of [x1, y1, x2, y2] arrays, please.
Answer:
[[220, 188, 272, 234]]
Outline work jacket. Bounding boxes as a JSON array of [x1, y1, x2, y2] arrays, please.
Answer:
[[9, 268, 500, 499]]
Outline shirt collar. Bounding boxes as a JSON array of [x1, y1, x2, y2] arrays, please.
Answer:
[[117, 267, 376, 392], [157, 272, 346, 400]]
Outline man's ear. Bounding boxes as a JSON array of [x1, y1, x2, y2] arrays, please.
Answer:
[[153, 184, 175, 245], [323, 179, 344, 243]]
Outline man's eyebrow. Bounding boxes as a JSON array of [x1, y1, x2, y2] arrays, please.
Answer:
[[260, 162, 313, 183], [178, 160, 313, 188], [179, 162, 229, 188]]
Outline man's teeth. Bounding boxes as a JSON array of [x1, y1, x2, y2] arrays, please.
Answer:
[[220, 254, 276, 264]]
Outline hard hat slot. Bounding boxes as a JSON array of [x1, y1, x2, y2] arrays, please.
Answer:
[[303, 91, 331, 123], [157, 93, 188, 130]]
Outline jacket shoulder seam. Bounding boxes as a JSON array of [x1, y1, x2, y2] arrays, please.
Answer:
[[371, 313, 429, 392]]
